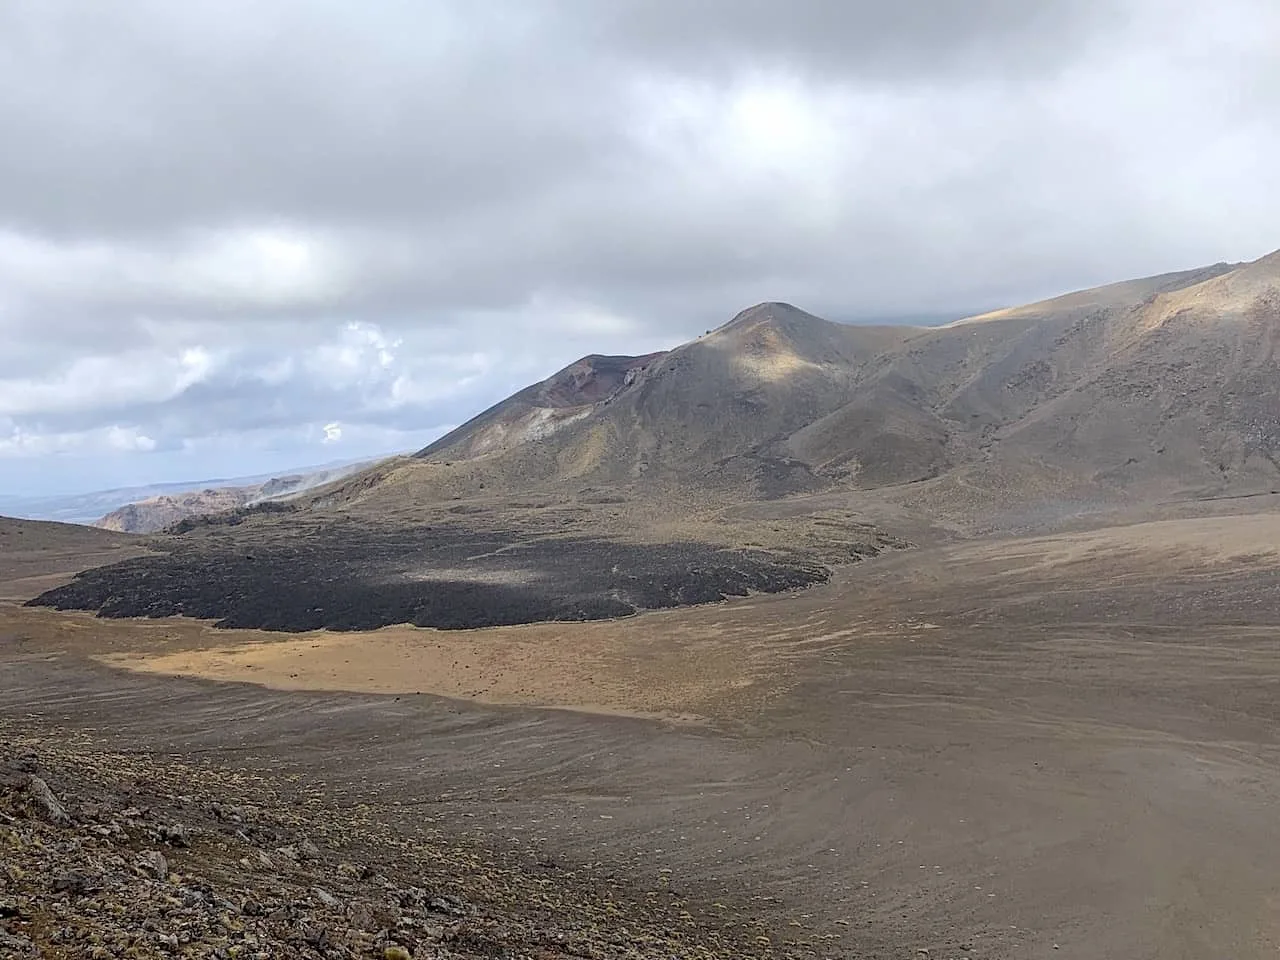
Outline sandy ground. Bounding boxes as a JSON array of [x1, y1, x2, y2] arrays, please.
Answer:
[[71, 513, 1280, 718], [2, 602, 783, 721], [7, 512, 1280, 957], [0, 517, 147, 602]]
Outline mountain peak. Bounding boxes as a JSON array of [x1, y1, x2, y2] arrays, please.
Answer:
[[717, 301, 823, 332], [406, 248, 1280, 504], [1242, 247, 1280, 275], [1160, 246, 1280, 313]]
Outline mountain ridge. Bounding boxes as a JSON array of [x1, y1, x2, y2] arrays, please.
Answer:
[[26, 248, 1280, 634], [383, 249, 1280, 516]]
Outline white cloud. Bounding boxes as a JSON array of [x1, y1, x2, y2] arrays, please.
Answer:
[[253, 355, 297, 386], [321, 422, 342, 444], [0, 422, 157, 458], [0, 346, 219, 418], [0, 226, 351, 320], [105, 425, 157, 452], [2, 0, 1277, 494], [176, 227, 350, 307], [305, 322, 401, 386]]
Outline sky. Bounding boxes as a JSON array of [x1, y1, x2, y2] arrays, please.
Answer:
[[1, 0, 1278, 495]]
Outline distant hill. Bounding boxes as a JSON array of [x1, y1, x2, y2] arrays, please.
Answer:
[[303, 251, 1280, 524], [0, 481, 249, 527], [1, 459, 378, 527], [93, 461, 375, 534]]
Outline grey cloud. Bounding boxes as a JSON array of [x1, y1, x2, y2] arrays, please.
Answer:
[[0, 1, 621, 238], [4, 317, 654, 453], [0, 0, 1127, 241], [1, 0, 1277, 493], [566, 0, 1121, 80]]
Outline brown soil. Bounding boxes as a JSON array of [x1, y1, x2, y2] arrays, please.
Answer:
[[7, 510, 1280, 957], [0, 517, 148, 602]]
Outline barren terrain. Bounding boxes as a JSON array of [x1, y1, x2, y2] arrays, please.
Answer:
[[8, 508, 1280, 958], [0, 518, 149, 603], [7, 256, 1280, 957]]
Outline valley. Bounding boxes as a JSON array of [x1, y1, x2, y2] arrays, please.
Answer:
[[5, 252, 1280, 957], [7, 510, 1280, 958]]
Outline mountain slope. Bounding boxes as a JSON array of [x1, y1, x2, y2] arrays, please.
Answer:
[[415, 303, 918, 496], [378, 251, 1280, 514], [989, 251, 1280, 495], [420, 352, 666, 461], [0, 517, 145, 601], [29, 249, 1280, 633]]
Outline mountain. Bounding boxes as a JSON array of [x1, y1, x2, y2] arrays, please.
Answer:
[[435, 256, 1274, 506], [355, 251, 1278, 518], [421, 353, 666, 461], [0, 481, 251, 527], [95, 487, 258, 534], [93, 461, 376, 534], [29, 249, 1280, 633], [405, 303, 919, 498]]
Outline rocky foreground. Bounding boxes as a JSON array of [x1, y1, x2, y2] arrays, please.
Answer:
[[0, 723, 797, 960]]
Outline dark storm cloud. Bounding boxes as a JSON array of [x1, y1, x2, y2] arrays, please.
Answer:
[[1, 0, 1277, 491]]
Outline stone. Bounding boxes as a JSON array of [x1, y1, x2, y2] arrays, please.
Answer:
[[298, 922, 328, 949], [310, 886, 340, 909], [295, 838, 321, 861], [347, 901, 375, 930], [136, 850, 169, 880], [25, 776, 69, 824], [427, 893, 468, 916], [53, 871, 102, 896], [0, 929, 37, 955]]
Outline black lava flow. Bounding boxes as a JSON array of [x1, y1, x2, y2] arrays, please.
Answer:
[[28, 523, 830, 632]]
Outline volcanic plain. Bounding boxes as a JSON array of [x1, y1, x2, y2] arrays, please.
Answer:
[[8, 505, 1280, 958], [7, 254, 1280, 958]]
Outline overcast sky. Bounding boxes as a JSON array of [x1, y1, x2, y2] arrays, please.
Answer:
[[1, 0, 1277, 495]]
